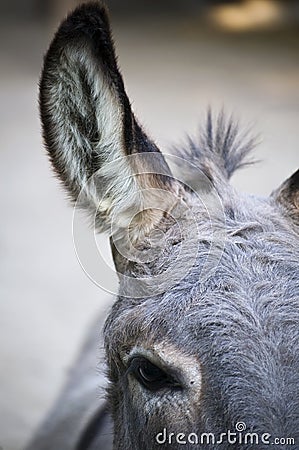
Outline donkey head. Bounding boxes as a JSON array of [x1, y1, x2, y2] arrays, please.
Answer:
[[40, 3, 299, 449]]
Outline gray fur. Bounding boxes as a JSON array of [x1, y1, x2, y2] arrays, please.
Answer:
[[27, 3, 299, 450], [105, 189, 299, 449]]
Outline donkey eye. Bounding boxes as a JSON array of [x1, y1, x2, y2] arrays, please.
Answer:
[[129, 357, 181, 392]]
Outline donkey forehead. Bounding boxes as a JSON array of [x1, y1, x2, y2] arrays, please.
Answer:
[[117, 192, 298, 293], [108, 193, 299, 357]]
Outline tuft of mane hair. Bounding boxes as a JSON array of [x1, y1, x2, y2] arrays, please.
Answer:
[[173, 110, 257, 185]]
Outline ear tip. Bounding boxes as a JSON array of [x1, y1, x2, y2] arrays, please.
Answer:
[[272, 168, 299, 223], [66, 1, 109, 20], [289, 168, 299, 190], [41, 0, 116, 78], [56, 1, 111, 43]]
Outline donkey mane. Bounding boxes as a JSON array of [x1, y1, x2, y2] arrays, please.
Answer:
[[173, 110, 256, 187]]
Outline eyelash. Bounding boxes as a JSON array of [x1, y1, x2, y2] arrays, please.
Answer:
[[128, 357, 182, 392]]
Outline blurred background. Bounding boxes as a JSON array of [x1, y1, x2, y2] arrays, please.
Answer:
[[1, 1, 298, 449]]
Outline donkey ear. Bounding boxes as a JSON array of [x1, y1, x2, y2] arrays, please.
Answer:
[[271, 169, 299, 228], [40, 3, 180, 238]]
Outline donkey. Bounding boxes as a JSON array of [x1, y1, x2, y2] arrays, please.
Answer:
[[26, 2, 299, 449]]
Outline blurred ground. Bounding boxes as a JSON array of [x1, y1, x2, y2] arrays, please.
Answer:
[[0, 6, 299, 450]]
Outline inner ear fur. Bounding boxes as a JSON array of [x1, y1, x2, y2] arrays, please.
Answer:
[[39, 2, 181, 239]]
